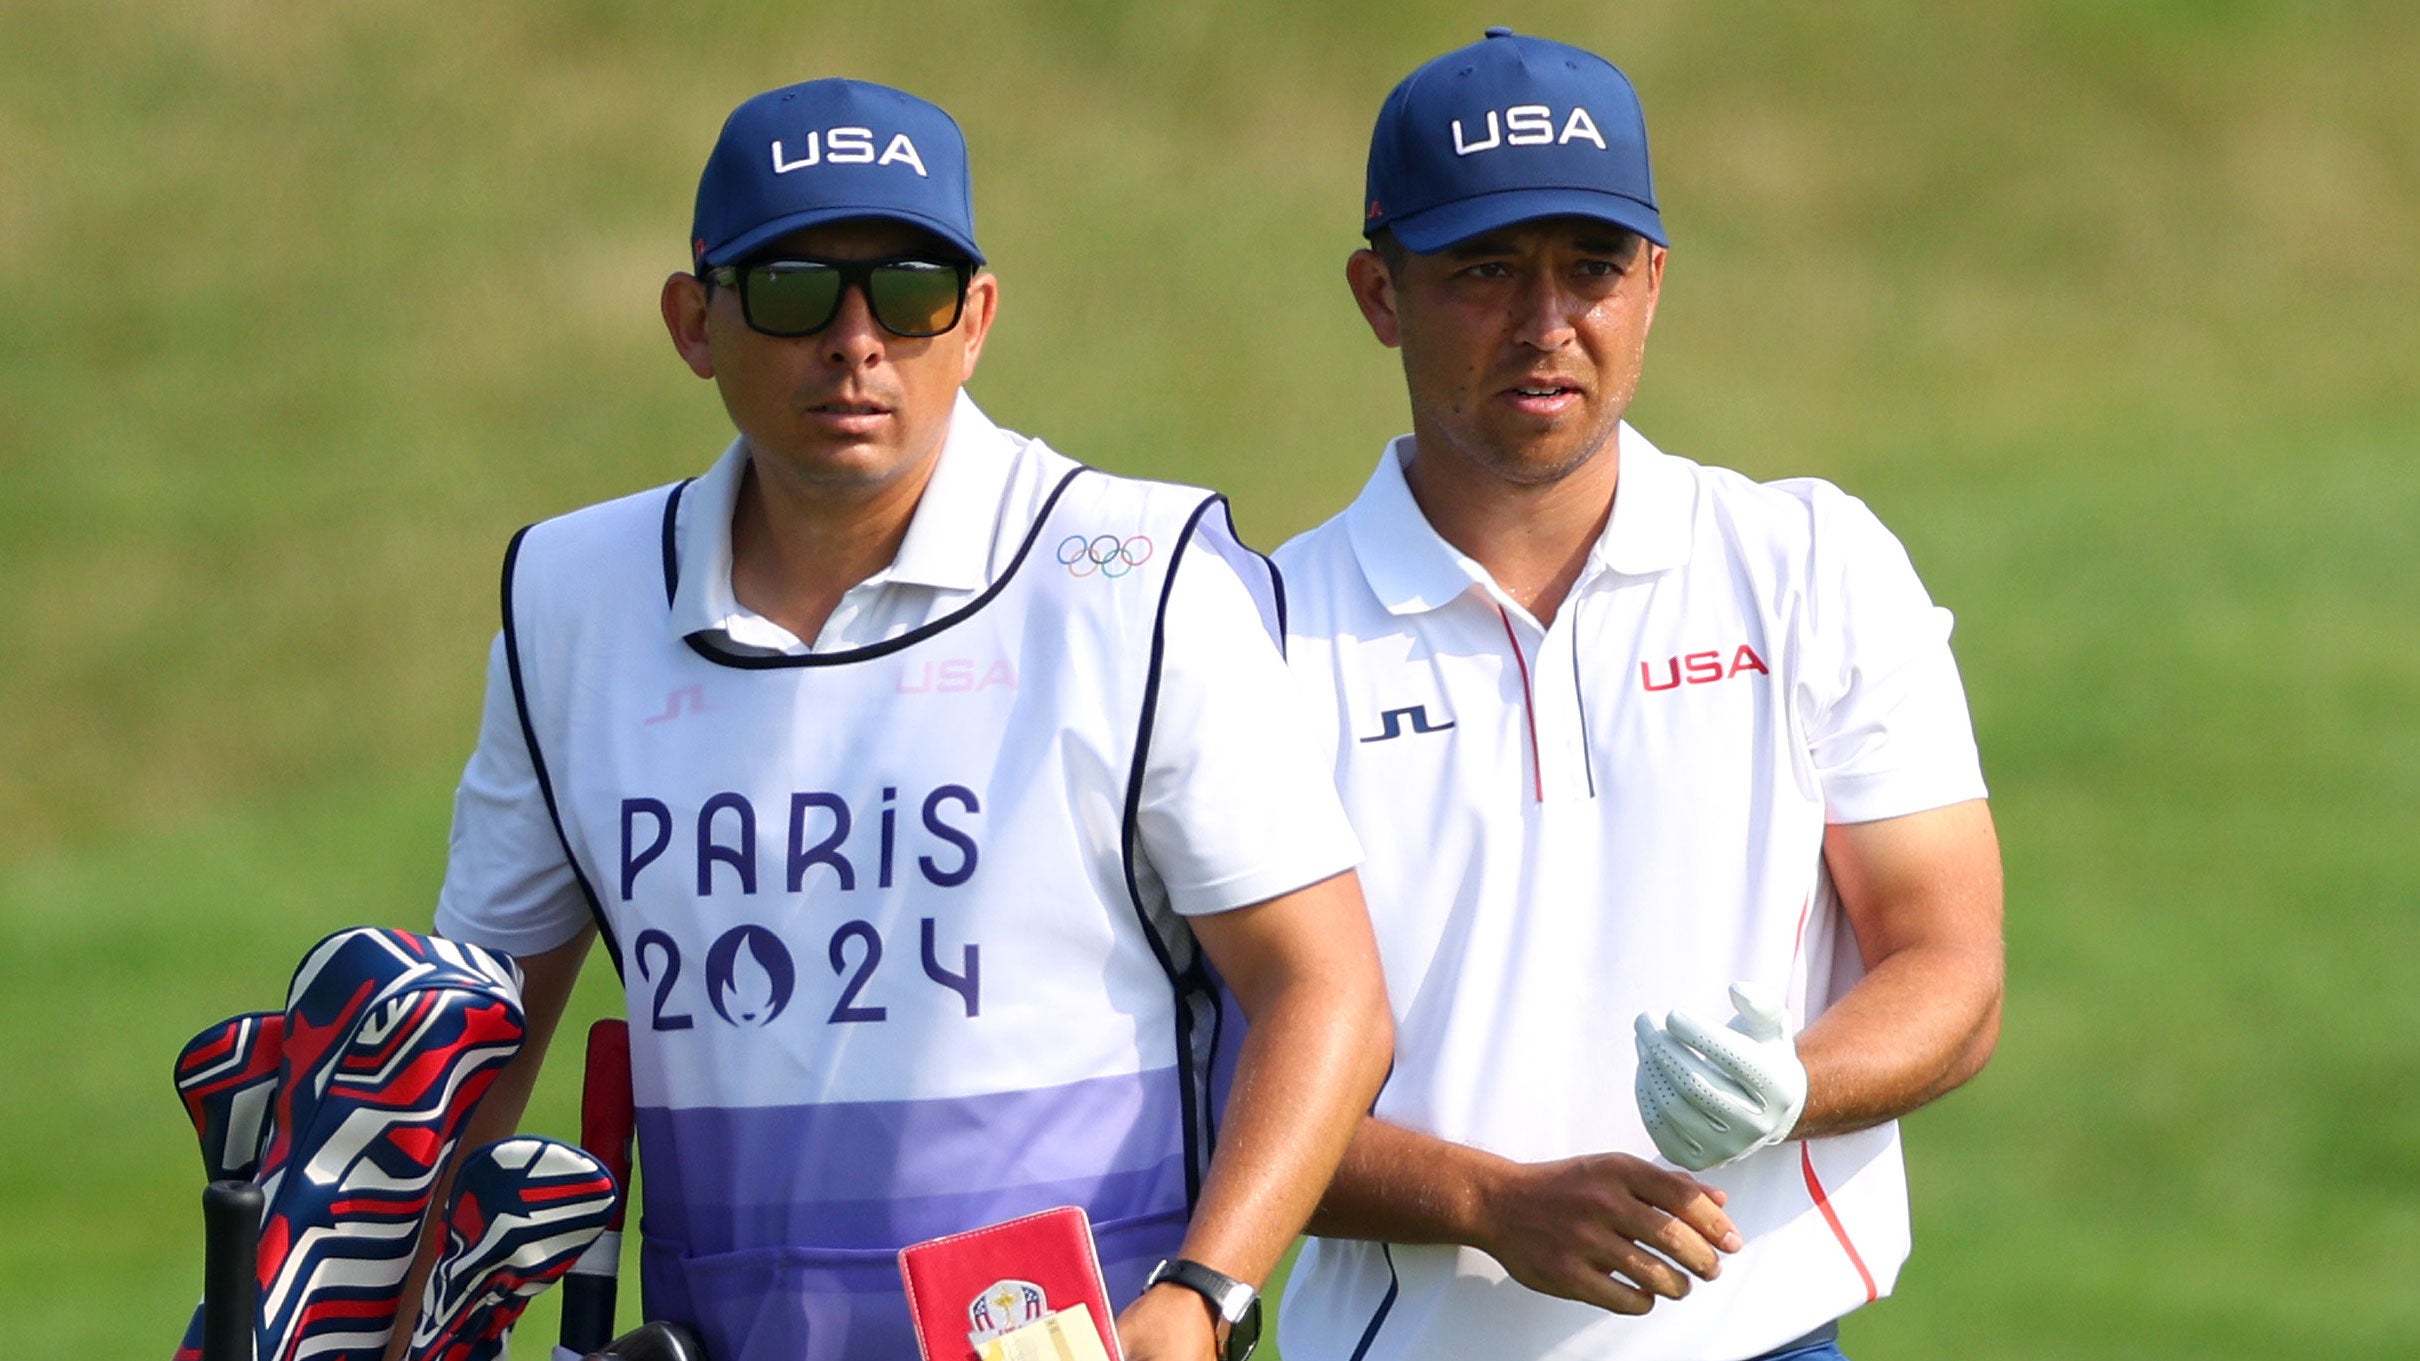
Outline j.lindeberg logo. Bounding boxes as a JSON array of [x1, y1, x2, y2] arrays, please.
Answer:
[[642, 684, 717, 726], [1360, 704, 1456, 743], [1450, 104, 1609, 156], [770, 127, 929, 177], [1057, 534, 1154, 580]]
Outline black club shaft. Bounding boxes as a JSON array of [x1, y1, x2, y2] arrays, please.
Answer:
[[200, 1179, 264, 1361]]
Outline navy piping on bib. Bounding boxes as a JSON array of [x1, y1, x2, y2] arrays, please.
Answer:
[[514, 467, 1228, 1176], [657, 477, 690, 607], [1238, 535, 1289, 654], [1118, 494, 1238, 1206], [665, 466, 1089, 669], [1172, 505, 1282, 1159], [499, 526, 621, 976], [1200, 972, 1228, 1157]]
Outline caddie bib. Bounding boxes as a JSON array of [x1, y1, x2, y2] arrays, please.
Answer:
[[499, 464, 1244, 1361]]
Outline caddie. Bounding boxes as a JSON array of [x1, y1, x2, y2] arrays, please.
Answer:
[[1276, 30, 2005, 1361], [418, 77, 1391, 1361]]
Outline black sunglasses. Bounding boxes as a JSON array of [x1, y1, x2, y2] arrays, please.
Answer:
[[705, 256, 972, 339]]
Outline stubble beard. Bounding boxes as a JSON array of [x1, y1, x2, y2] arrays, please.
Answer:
[[1415, 396, 1624, 492]]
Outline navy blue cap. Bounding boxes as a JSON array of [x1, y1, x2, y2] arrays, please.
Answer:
[[692, 79, 981, 269], [1364, 28, 1664, 253]]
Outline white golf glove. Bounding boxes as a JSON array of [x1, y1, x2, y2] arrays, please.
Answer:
[[1633, 982, 1809, 1171]]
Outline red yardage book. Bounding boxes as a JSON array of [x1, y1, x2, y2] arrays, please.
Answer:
[[898, 1205, 1125, 1361]]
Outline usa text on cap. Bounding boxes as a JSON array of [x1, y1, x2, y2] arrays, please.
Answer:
[[692, 78, 982, 269], [1363, 28, 1665, 253]]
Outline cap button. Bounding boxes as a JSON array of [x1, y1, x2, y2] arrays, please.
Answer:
[[1484, 26, 1515, 39]]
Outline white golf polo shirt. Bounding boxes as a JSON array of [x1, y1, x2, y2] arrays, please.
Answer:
[[1276, 425, 1986, 1361], [440, 392, 1360, 956], [436, 392, 1366, 1360]]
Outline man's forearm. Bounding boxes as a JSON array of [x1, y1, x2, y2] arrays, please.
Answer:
[[1308, 1116, 1503, 1246], [1174, 969, 1392, 1285], [1797, 800, 2005, 1142], [1792, 939, 2002, 1140], [1308, 1115, 1743, 1316]]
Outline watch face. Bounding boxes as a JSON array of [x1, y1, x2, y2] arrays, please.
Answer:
[[1225, 1297, 1262, 1361]]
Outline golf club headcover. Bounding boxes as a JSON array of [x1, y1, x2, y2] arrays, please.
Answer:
[[175, 1011, 288, 1182], [173, 927, 527, 1361], [254, 928, 524, 1190], [406, 1136, 620, 1361]]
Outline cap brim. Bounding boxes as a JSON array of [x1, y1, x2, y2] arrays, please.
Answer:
[[1383, 187, 1666, 253], [702, 206, 985, 268]]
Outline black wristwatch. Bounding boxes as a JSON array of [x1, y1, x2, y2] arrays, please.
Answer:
[[1142, 1257, 1262, 1361]]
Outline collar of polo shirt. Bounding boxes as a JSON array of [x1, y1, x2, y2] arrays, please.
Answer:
[[1344, 421, 1698, 617], [670, 389, 1009, 647]]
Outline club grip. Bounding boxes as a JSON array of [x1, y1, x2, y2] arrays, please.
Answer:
[[201, 1179, 264, 1361], [580, 1020, 637, 1214], [561, 1019, 634, 1355]]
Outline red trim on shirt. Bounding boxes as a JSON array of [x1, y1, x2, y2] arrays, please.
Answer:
[[1790, 892, 1875, 1300], [1495, 605, 1544, 802], [1801, 1143, 1880, 1303]]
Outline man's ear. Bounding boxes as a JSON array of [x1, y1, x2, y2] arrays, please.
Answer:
[[954, 270, 1000, 383], [1345, 248, 1403, 349], [663, 271, 715, 379], [1638, 243, 1667, 337]]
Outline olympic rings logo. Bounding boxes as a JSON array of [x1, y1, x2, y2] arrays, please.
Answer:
[[1057, 534, 1154, 579]]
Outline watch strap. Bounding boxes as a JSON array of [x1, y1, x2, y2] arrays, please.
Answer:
[[1143, 1258, 1261, 1360]]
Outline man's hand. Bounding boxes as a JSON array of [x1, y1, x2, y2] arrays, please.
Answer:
[[1115, 1283, 1219, 1361], [1633, 982, 1810, 1171], [1471, 1152, 1742, 1315]]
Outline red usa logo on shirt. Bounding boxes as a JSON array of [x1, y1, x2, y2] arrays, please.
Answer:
[[1640, 644, 1769, 692]]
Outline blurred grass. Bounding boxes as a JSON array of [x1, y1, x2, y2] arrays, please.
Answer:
[[2, 2, 2415, 1357]]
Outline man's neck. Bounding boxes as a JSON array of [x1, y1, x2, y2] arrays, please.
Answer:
[[1401, 430, 1620, 628], [728, 441, 943, 646]]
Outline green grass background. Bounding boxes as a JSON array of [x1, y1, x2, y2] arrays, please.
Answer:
[[4, 1, 2416, 1356]]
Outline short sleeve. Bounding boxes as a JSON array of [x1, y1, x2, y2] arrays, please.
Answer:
[[432, 632, 594, 954], [1131, 516, 1364, 915], [1798, 487, 1989, 824]]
